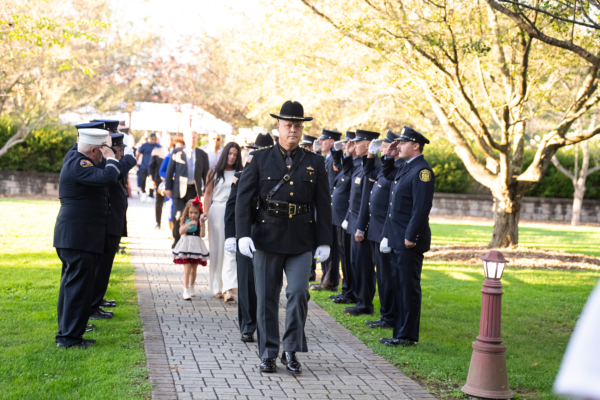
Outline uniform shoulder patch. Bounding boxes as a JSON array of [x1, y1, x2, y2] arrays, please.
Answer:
[[232, 176, 239, 185], [80, 159, 93, 168], [246, 155, 253, 163], [419, 169, 431, 182]]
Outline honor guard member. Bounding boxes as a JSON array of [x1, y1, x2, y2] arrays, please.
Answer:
[[379, 127, 434, 347], [53, 128, 122, 348], [355, 130, 402, 329], [224, 133, 274, 344], [329, 131, 358, 304], [89, 132, 137, 319], [64, 122, 106, 162], [235, 101, 332, 374], [340, 130, 381, 316], [310, 129, 342, 291]]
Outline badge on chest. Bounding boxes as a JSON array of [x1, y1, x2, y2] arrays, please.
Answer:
[[354, 177, 361, 185]]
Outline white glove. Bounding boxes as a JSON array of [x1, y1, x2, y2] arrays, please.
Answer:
[[314, 245, 331, 263], [341, 220, 348, 230], [313, 140, 322, 152], [334, 141, 344, 151], [124, 146, 134, 157], [380, 237, 391, 253], [368, 139, 384, 155], [238, 237, 256, 258], [224, 237, 237, 253]]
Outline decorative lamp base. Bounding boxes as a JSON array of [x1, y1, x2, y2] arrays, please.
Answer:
[[462, 341, 513, 399]]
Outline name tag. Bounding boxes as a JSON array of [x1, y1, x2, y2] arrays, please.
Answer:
[[355, 177, 361, 185]]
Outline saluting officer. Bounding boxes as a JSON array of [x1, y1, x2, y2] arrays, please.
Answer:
[[339, 130, 381, 316], [235, 101, 332, 374], [355, 130, 402, 329], [224, 132, 274, 344], [89, 132, 137, 319], [310, 129, 342, 291], [64, 122, 106, 162], [54, 129, 122, 349], [379, 127, 434, 347]]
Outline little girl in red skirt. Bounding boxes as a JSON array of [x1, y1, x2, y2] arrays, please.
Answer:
[[173, 196, 209, 300]]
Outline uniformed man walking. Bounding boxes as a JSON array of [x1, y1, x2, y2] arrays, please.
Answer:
[[236, 101, 332, 374], [379, 127, 434, 347], [54, 129, 123, 348]]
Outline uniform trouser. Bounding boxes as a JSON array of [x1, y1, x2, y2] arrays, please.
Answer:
[[90, 234, 121, 315], [390, 248, 424, 342], [309, 256, 317, 282], [56, 248, 99, 346], [237, 249, 257, 336], [319, 225, 340, 288], [337, 226, 354, 299], [369, 240, 395, 324], [253, 250, 312, 359], [137, 168, 148, 192], [350, 236, 376, 314], [155, 191, 165, 226], [172, 185, 198, 246]]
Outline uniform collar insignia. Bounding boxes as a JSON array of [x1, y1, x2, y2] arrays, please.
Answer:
[[306, 166, 314, 170]]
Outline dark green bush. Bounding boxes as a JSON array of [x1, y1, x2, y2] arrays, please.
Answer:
[[0, 117, 77, 173], [424, 139, 478, 194]]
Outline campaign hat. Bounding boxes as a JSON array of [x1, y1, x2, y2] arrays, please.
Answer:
[[352, 129, 380, 142], [384, 130, 400, 143], [76, 121, 105, 130], [396, 127, 430, 145], [78, 129, 109, 145], [92, 119, 119, 132], [270, 101, 313, 121], [318, 129, 342, 141], [300, 134, 317, 146], [342, 131, 355, 143], [247, 133, 274, 149], [110, 133, 126, 147]]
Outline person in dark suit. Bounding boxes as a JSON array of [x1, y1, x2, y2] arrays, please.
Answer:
[[224, 133, 274, 343], [339, 130, 381, 316], [379, 127, 434, 347], [356, 130, 402, 329], [235, 101, 332, 374], [53, 129, 123, 348], [164, 130, 210, 247], [88, 133, 137, 319], [310, 129, 342, 292]]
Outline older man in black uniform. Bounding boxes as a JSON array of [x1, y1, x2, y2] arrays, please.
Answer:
[[356, 130, 402, 329], [54, 128, 123, 348], [236, 101, 332, 374], [224, 133, 274, 344], [379, 127, 434, 347], [89, 132, 136, 319]]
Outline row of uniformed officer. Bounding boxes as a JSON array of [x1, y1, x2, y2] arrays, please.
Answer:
[[54, 127, 134, 348]]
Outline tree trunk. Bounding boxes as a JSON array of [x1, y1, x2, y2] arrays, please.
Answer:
[[572, 140, 590, 226], [489, 194, 521, 247]]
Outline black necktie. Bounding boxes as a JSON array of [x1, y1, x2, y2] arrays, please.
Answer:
[[285, 151, 293, 167]]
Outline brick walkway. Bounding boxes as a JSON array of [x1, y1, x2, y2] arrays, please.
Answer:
[[127, 198, 435, 400]]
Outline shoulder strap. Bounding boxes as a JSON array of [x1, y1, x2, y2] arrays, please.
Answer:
[[266, 149, 306, 202]]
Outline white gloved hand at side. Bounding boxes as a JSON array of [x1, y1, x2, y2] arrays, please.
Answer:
[[224, 237, 237, 253], [314, 245, 331, 263], [238, 237, 256, 258], [341, 220, 348, 230], [124, 146, 134, 157], [333, 141, 344, 151], [313, 140, 322, 152], [368, 139, 384, 155], [380, 237, 391, 253]]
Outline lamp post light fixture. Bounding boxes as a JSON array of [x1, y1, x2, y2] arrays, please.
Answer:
[[462, 250, 513, 399]]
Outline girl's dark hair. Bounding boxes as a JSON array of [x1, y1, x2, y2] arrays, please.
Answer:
[[211, 142, 242, 186], [180, 200, 203, 225]]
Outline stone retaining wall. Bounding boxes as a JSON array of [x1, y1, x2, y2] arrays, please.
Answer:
[[0, 170, 60, 198]]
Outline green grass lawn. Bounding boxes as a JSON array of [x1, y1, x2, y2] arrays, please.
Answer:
[[0, 199, 150, 400], [312, 221, 600, 400]]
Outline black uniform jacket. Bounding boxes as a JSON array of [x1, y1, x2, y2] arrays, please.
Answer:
[[356, 156, 405, 243], [381, 155, 435, 253], [224, 171, 242, 239], [342, 154, 382, 235], [324, 151, 341, 195], [53, 153, 122, 254], [235, 144, 333, 255], [331, 150, 355, 227]]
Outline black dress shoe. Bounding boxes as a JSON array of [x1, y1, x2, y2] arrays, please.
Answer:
[[332, 296, 356, 304], [57, 338, 96, 349], [280, 351, 302, 374], [103, 298, 116, 304], [259, 358, 277, 373], [99, 307, 114, 316], [328, 292, 343, 299], [379, 337, 395, 344], [241, 334, 254, 343], [381, 338, 418, 347], [344, 306, 374, 316], [365, 318, 382, 325], [369, 320, 393, 329], [101, 300, 116, 308], [89, 309, 113, 320]]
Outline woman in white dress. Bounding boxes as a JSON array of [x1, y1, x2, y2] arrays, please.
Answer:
[[202, 142, 243, 301]]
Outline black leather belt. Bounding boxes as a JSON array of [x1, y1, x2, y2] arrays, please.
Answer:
[[260, 199, 310, 218]]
